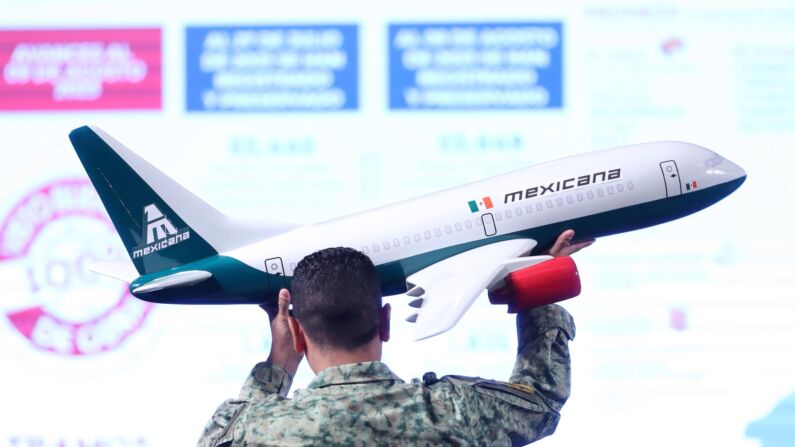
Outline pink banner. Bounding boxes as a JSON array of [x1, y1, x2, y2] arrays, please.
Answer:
[[0, 28, 161, 110]]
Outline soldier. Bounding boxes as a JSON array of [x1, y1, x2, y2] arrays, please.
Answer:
[[198, 230, 591, 446]]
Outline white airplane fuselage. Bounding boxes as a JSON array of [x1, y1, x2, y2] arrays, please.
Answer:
[[128, 140, 744, 304], [69, 126, 745, 338]]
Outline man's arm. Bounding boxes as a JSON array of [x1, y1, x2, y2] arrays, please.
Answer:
[[496, 230, 584, 434], [235, 288, 304, 400], [429, 304, 574, 446], [510, 303, 575, 411], [197, 289, 303, 447], [435, 231, 584, 445]]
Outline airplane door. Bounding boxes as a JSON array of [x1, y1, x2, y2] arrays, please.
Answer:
[[482, 213, 497, 236], [265, 257, 287, 289], [659, 160, 682, 197]]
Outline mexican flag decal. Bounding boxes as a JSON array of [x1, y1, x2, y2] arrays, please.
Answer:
[[468, 196, 494, 213]]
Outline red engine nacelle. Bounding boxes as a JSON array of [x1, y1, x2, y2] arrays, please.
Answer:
[[488, 256, 581, 313]]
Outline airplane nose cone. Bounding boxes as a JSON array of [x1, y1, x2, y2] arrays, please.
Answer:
[[704, 152, 747, 184], [722, 158, 746, 182]]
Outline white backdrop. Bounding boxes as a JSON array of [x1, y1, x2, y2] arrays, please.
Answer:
[[0, 1, 793, 446]]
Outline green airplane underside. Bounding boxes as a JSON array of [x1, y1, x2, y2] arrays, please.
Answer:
[[130, 175, 744, 305]]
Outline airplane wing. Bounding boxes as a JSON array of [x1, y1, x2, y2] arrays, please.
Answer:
[[405, 238, 552, 340]]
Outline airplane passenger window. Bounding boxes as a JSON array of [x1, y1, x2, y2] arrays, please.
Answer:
[[556, 198, 563, 207], [567, 195, 574, 204], [597, 188, 604, 197], [494, 212, 502, 221], [434, 228, 442, 237], [587, 191, 594, 199], [526, 204, 533, 214], [414, 233, 421, 242], [455, 223, 462, 231], [607, 186, 614, 194], [515, 207, 522, 216], [546, 200, 553, 209], [536, 202, 543, 211], [505, 209, 512, 218], [628, 181, 634, 190], [383, 241, 389, 250], [373, 244, 380, 252], [617, 184, 624, 192], [362, 246, 369, 254], [393, 238, 400, 247], [444, 225, 452, 234], [424, 230, 432, 239], [577, 193, 584, 201], [465, 220, 473, 228], [404, 236, 411, 245]]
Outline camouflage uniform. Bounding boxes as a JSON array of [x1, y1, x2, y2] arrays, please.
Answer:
[[198, 304, 575, 446]]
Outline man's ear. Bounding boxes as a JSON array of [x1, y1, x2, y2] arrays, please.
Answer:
[[287, 316, 307, 354], [379, 303, 391, 343]]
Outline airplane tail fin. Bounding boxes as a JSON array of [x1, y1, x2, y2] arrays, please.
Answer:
[[69, 125, 294, 276]]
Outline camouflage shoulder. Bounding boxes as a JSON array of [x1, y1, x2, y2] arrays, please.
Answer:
[[438, 375, 547, 413], [197, 399, 247, 447]]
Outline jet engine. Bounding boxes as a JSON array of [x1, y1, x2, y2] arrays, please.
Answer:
[[488, 256, 581, 313]]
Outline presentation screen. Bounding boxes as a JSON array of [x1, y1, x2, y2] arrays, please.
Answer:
[[0, 1, 792, 446]]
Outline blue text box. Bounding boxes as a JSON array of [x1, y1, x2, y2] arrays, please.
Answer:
[[187, 24, 358, 112], [389, 22, 563, 110]]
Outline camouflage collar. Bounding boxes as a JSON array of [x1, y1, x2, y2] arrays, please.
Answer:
[[308, 361, 404, 389]]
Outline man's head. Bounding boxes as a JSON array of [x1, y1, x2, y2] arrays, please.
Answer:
[[288, 247, 390, 367]]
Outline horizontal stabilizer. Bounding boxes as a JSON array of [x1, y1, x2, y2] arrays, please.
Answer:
[[132, 270, 212, 294], [88, 260, 140, 283]]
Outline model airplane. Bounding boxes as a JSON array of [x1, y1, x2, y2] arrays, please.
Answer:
[[69, 126, 746, 340]]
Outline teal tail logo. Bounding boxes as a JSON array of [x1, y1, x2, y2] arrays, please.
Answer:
[[132, 204, 192, 259]]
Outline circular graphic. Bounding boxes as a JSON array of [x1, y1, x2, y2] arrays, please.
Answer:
[[0, 179, 153, 356]]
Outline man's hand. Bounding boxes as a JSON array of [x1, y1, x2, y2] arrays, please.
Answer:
[[545, 229, 594, 257], [260, 289, 303, 375]]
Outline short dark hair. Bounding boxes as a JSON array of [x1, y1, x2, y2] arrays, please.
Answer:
[[291, 247, 382, 350]]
